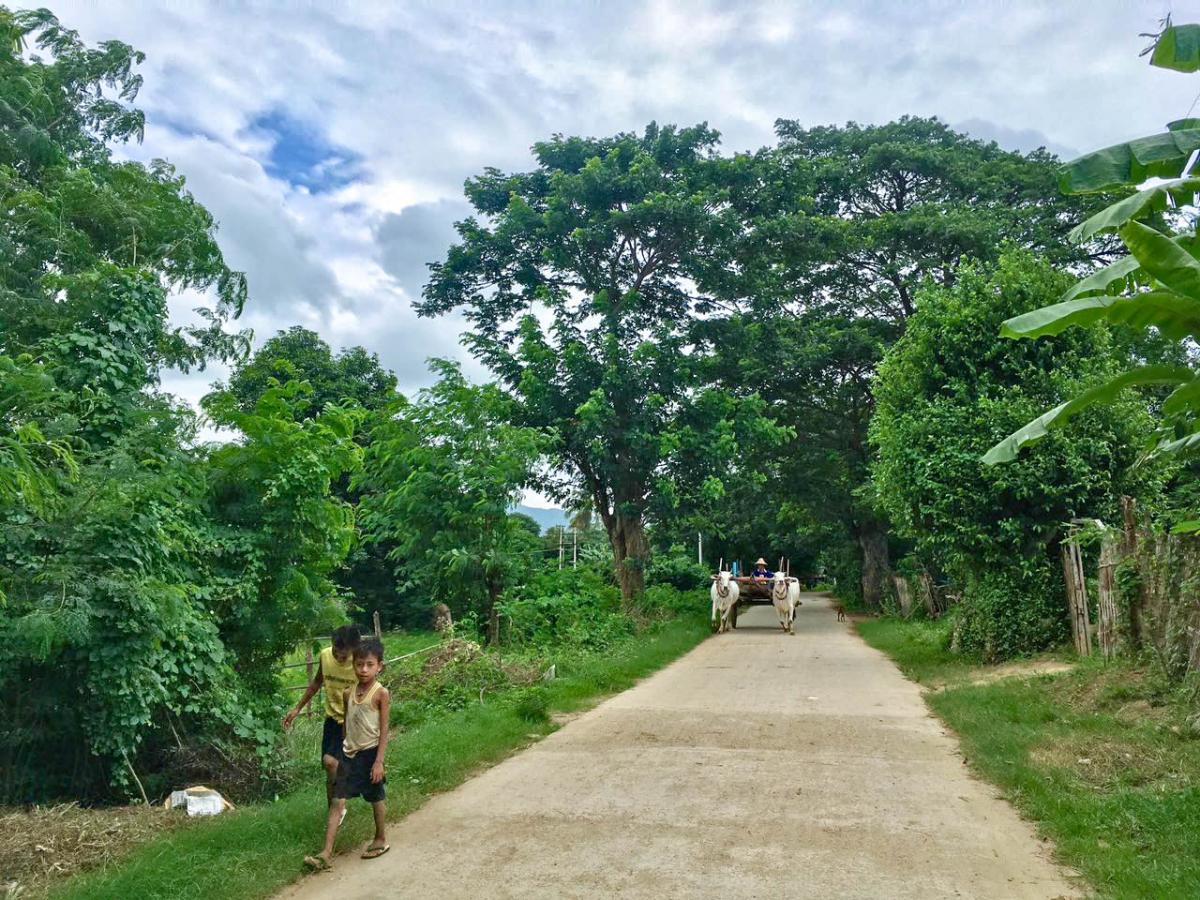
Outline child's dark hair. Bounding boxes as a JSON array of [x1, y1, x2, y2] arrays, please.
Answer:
[[353, 635, 385, 663], [332, 624, 361, 652]]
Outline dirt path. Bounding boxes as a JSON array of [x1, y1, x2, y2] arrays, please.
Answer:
[[282, 596, 1078, 899]]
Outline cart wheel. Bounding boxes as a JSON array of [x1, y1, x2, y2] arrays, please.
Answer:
[[731, 602, 739, 629]]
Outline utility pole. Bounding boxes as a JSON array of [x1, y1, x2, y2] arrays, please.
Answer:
[[697, 532, 702, 566], [558, 527, 564, 570], [572, 528, 578, 568]]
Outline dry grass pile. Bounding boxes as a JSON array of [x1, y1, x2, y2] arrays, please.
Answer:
[[420, 638, 483, 677], [0, 803, 187, 898], [384, 638, 543, 713]]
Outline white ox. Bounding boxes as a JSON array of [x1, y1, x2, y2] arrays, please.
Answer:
[[771, 575, 802, 634], [710, 570, 739, 633]]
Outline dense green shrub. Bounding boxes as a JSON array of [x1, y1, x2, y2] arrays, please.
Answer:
[[499, 567, 632, 650], [870, 251, 1162, 656], [637, 584, 705, 618], [0, 12, 364, 801], [951, 568, 1069, 661], [647, 554, 710, 591]]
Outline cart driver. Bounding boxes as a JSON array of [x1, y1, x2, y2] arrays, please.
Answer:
[[751, 558, 774, 582]]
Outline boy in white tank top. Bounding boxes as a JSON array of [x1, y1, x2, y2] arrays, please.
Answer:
[[305, 636, 391, 869]]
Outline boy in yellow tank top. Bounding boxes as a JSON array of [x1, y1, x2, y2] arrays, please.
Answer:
[[305, 635, 391, 870], [282, 624, 360, 807]]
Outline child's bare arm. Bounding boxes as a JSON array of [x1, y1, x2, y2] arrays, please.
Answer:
[[371, 687, 390, 784], [282, 667, 324, 730]]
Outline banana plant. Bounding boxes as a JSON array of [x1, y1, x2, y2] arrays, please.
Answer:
[[984, 20, 1200, 469]]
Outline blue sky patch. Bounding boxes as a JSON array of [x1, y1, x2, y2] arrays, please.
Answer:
[[248, 109, 362, 192]]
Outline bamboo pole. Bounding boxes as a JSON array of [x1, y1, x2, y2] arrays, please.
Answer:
[[1097, 532, 1120, 660], [1061, 539, 1093, 657]]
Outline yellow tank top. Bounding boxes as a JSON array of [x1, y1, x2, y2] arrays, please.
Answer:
[[320, 647, 356, 723], [342, 680, 382, 758]]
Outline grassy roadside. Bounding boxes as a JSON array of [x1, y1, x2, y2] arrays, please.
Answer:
[[54, 615, 710, 900], [859, 617, 1200, 899]]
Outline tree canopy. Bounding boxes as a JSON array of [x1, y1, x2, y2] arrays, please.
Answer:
[[420, 123, 782, 600]]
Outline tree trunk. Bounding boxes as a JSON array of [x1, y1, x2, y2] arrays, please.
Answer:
[[856, 519, 891, 609], [606, 512, 649, 603]]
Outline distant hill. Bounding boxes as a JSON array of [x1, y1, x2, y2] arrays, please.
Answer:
[[512, 504, 568, 533]]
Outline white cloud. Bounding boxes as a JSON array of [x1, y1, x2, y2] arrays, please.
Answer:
[[51, 0, 1194, 422]]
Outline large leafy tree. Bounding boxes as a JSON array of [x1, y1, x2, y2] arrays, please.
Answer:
[[357, 361, 547, 641], [419, 123, 777, 600], [215, 326, 397, 419], [872, 251, 1159, 656], [0, 9, 360, 801], [0, 7, 247, 367], [202, 383, 364, 692], [207, 327, 402, 621], [708, 117, 1112, 605]]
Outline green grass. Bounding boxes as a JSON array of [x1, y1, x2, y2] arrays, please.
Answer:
[[55, 616, 710, 900], [859, 616, 1200, 899]]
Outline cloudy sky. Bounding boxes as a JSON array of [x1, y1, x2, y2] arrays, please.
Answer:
[[51, 0, 1196, 450]]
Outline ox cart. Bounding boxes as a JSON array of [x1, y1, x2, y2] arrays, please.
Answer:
[[710, 573, 797, 629]]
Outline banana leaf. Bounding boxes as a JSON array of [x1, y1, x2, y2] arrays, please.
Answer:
[[1059, 255, 1142, 302], [1001, 290, 1200, 340], [1162, 379, 1200, 416], [1068, 177, 1200, 243], [1120, 220, 1200, 300], [1060, 128, 1200, 193], [1151, 24, 1200, 73], [983, 365, 1195, 465]]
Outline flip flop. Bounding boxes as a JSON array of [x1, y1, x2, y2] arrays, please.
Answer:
[[303, 855, 331, 872], [361, 843, 390, 860]]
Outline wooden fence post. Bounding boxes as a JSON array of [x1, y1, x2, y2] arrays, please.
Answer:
[[918, 569, 939, 617], [1061, 537, 1093, 657], [373, 610, 382, 639], [1097, 532, 1120, 660], [892, 575, 913, 617], [304, 645, 314, 718], [1120, 495, 1145, 649]]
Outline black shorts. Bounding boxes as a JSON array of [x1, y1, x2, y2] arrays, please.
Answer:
[[334, 744, 386, 803], [321, 717, 343, 762]]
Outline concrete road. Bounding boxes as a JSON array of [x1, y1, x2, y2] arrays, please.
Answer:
[[282, 595, 1078, 899]]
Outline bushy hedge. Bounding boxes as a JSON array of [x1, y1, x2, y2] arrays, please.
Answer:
[[499, 568, 633, 650], [647, 554, 710, 591], [870, 251, 1162, 657], [951, 568, 1069, 662]]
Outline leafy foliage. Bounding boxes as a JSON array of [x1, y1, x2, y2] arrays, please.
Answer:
[[0, 7, 248, 367], [699, 118, 1104, 604], [419, 123, 783, 600], [0, 10, 359, 803], [357, 361, 549, 641], [872, 252, 1161, 656], [988, 22, 1200, 467], [207, 327, 401, 623], [202, 383, 363, 692], [213, 326, 397, 420]]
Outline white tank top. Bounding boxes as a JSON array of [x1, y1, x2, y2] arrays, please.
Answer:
[[342, 680, 382, 758]]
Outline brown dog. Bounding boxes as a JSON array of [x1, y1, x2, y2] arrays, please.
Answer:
[[834, 604, 846, 622]]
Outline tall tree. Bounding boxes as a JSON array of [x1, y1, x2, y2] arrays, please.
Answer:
[[0, 9, 359, 801], [215, 326, 397, 419], [419, 123, 777, 600], [712, 117, 1114, 605], [0, 7, 247, 368], [356, 361, 547, 641]]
